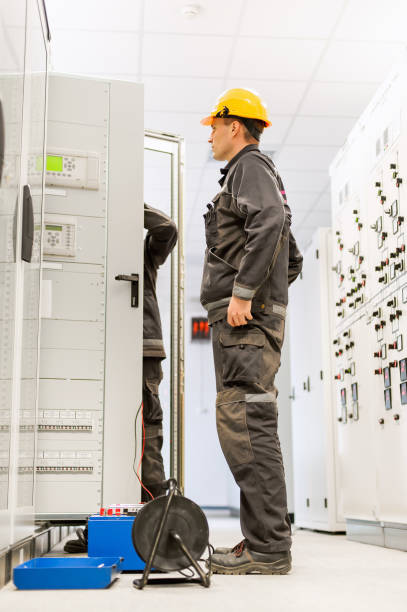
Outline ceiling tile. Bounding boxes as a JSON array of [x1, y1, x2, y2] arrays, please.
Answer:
[[185, 143, 214, 168], [186, 166, 221, 194], [224, 79, 308, 115], [240, 0, 343, 38], [229, 38, 325, 80], [335, 0, 407, 41], [49, 30, 139, 74], [282, 170, 329, 194], [144, 0, 244, 35], [2, 1, 26, 26], [260, 116, 293, 146], [293, 227, 314, 249], [315, 41, 405, 83], [300, 81, 379, 117], [46, 0, 142, 31], [144, 111, 207, 143], [142, 33, 234, 77], [276, 146, 339, 170], [144, 76, 223, 113], [301, 208, 332, 227], [284, 192, 321, 212], [285, 116, 357, 146]]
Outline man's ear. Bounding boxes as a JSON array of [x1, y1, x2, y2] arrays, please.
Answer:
[[231, 120, 240, 136]]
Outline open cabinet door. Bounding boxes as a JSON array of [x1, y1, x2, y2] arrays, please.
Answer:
[[0, 0, 49, 547], [144, 131, 185, 490]]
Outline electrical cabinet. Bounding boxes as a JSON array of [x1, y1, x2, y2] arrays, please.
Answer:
[[290, 228, 344, 531], [330, 55, 407, 549], [34, 75, 145, 518]]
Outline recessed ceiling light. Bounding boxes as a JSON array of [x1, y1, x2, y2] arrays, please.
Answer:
[[181, 4, 202, 18]]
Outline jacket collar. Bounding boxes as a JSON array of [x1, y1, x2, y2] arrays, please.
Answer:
[[218, 144, 259, 186]]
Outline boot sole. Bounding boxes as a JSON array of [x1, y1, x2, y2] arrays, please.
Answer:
[[211, 561, 291, 575]]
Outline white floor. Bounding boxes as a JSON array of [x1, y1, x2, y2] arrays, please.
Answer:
[[2, 517, 406, 612]]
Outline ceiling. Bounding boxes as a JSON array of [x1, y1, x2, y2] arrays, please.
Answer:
[[45, 0, 407, 301]]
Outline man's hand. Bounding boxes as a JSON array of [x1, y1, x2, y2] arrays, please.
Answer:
[[227, 296, 253, 327]]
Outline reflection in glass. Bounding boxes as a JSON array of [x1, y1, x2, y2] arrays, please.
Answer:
[[0, 1, 26, 513], [144, 149, 173, 478], [17, 5, 47, 508]]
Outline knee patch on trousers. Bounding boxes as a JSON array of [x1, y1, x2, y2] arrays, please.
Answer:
[[216, 389, 254, 467]]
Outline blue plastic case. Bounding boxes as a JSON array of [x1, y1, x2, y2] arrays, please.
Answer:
[[13, 556, 123, 590]]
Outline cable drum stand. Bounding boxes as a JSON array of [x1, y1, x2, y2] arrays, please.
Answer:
[[132, 479, 212, 589]]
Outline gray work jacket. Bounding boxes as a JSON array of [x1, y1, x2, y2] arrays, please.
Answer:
[[200, 144, 303, 323], [143, 204, 178, 358]]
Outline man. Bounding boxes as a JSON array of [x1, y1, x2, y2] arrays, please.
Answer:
[[64, 203, 177, 552], [141, 203, 178, 500], [200, 89, 303, 575]]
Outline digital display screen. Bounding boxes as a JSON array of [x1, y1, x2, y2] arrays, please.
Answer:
[[340, 388, 346, 406], [383, 366, 391, 389], [400, 382, 407, 405], [399, 358, 407, 382], [46, 225, 62, 232], [384, 388, 392, 410], [46, 155, 63, 172], [351, 383, 358, 402]]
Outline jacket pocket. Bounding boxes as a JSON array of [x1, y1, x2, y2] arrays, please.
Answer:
[[204, 202, 218, 249], [220, 331, 265, 384]]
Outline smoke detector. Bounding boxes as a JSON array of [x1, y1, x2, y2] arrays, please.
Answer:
[[182, 4, 202, 17]]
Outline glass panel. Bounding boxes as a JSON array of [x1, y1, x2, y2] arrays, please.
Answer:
[[0, 0, 26, 516], [144, 147, 173, 479], [17, 1, 47, 508]]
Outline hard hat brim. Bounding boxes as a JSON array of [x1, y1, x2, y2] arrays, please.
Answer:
[[200, 115, 214, 126], [200, 114, 271, 127]]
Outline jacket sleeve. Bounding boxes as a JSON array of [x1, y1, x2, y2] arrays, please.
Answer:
[[288, 230, 303, 286], [230, 157, 287, 300], [144, 203, 178, 268]]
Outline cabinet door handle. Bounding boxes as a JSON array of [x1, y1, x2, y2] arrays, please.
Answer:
[[22, 184, 34, 263], [115, 273, 140, 308]]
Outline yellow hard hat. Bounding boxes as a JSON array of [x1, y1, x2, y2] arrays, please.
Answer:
[[201, 88, 271, 127]]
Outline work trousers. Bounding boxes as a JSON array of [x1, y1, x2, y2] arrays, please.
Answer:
[[141, 356, 166, 501], [211, 310, 292, 553]]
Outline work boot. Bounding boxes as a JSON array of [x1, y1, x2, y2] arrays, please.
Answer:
[[209, 540, 291, 575]]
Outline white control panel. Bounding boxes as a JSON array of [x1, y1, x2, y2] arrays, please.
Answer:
[[43, 214, 77, 258], [28, 149, 100, 190]]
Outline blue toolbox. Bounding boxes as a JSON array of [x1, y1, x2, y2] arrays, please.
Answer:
[[88, 505, 146, 571], [13, 557, 123, 590]]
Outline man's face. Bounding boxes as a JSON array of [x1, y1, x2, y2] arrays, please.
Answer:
[[208, 118, 235, 161]]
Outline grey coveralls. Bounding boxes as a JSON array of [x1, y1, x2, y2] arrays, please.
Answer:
[[200, 144, 303, 553], [142, 204, 177, 501]]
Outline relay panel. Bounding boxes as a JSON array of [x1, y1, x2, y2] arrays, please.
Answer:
[[330, 59, 407, 527], [28, 149, 100, 189], [43, 214, 77, 258]]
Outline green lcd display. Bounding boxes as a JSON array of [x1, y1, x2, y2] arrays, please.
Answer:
[[46, 155, 63, 173], [46, 225, 62, 232]]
